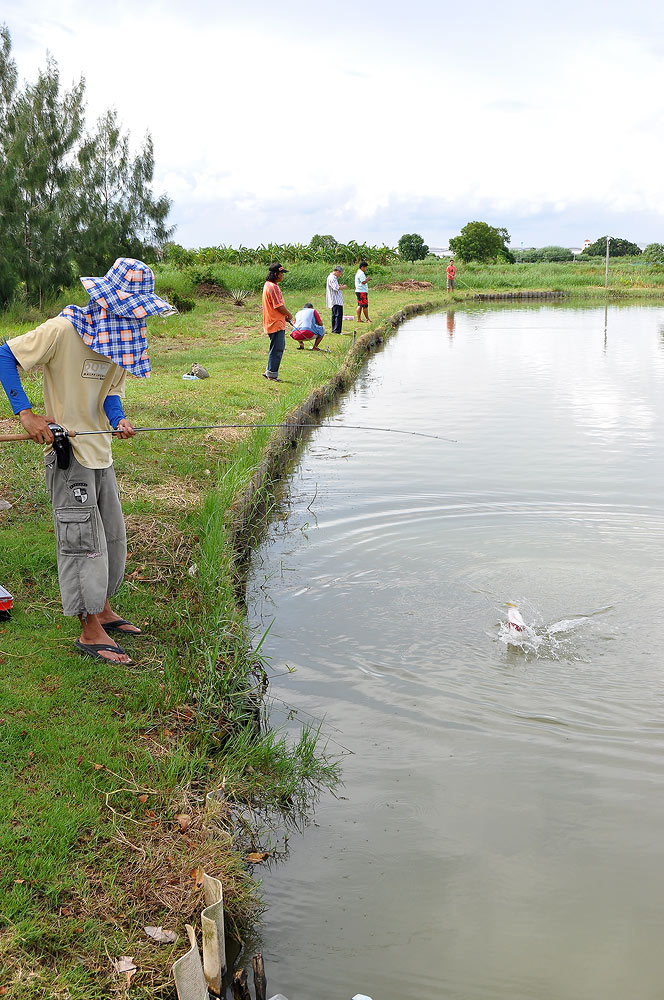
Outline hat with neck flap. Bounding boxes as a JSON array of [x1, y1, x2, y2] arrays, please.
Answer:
[[60, 257, 176, 377]]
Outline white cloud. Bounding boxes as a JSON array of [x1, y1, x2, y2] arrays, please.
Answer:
[[5, 0, 664, 247]]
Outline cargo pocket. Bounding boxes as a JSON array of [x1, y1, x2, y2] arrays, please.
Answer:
[[55, 507, 98, 556]]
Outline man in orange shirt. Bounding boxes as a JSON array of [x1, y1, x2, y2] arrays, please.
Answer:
[[262, 262, 293, 381], [446, 259, 457, 292]]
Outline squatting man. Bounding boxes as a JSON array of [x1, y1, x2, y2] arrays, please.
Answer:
[[0, 258, 176, 664]]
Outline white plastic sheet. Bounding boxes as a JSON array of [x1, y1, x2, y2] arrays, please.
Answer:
[[201, 872, 226, 994], [173, 924, 209, 1000]]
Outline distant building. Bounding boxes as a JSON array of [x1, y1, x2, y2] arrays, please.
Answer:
[[428, 246, 452, 257]]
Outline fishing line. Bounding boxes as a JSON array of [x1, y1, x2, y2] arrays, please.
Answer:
[[265, 694, 355, 755], [86, 423, 457, 444], [1, 423, 457, 444]]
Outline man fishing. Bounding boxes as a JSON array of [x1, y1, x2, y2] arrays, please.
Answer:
[[0, 258, 175, 664]]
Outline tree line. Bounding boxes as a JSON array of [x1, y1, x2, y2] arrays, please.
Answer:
[[399, 225, 660, 263], [0, 25, 172, 308]]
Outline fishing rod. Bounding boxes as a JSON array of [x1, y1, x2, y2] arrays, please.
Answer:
[[0, 422, 457, 445]]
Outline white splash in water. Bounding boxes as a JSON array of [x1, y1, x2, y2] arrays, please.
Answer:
[[498, 603, 591, 658], [500, 603, 542, 652]]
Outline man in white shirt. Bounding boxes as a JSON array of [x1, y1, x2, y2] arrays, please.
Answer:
[[354, 260, 371, 323], [325, 265, 347, 334]]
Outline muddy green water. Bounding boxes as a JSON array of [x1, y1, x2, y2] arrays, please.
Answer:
[[245, 304, 664, 1000]]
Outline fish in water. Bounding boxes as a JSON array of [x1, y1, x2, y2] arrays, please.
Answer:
[[506, 603, 526, 634]]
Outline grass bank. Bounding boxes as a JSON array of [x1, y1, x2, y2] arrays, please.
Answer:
[[1, 258, 662, 997]]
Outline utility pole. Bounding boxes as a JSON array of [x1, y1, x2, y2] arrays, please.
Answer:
[[605, 236, 611, 289]]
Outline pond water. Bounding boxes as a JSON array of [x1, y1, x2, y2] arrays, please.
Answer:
[[244, 304, 664, 1000]]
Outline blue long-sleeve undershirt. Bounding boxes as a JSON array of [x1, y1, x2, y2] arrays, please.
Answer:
[[0, 342, 32, 414], [103, 395, 125, 429], [0, 341, 125, 427]]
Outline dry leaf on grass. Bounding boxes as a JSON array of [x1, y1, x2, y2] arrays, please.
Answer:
[[190, 865, 204, 888], [175, 813, 191, 832], [144, 925, 177, 944], [115, 956, 137, 974], [114, 955, 138, 986]]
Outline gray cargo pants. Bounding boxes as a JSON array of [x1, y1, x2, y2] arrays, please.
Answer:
[[45, 452, 127, 617]]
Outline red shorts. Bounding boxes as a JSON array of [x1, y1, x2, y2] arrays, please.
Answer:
[[290, 329, 316, 342], [356, 292, 368, 308]]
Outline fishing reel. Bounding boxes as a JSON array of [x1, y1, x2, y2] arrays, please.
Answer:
[[48, 423, 72, 470]]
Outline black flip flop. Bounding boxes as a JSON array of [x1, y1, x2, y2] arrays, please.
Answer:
[[74, 639, 135, 666], [101, 618, 143, 636]]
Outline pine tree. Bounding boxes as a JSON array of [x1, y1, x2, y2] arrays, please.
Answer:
[[0, 53, 84, 306], [0, 25, 174, 307], [73, 109, 173, 274], [0, 24, 17, 130], [0, 24, 19, 302]]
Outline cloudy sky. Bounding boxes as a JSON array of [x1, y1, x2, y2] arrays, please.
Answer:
[[4, 0, 664, 250]]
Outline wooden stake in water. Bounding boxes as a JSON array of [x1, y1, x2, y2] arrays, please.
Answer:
[[605, 235, 610, 289], [252, 953, 267, 1000], [232, 968, 251, 1000]]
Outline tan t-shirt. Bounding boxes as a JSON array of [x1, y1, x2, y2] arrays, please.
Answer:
[[7, 317, 126, 469]]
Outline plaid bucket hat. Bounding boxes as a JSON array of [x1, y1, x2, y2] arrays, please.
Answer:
[[60, 258, 175, 378], [80, 258, 173, 319]]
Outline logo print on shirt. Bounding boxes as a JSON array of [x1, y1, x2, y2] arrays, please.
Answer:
[[81, 359, 111, 379]]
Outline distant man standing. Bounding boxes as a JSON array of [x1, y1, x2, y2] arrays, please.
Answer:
[[262, 262, 293, 381], [354, 260, 370, 323], [326, 265, 347, 334], [446, 259, 457, 292]]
